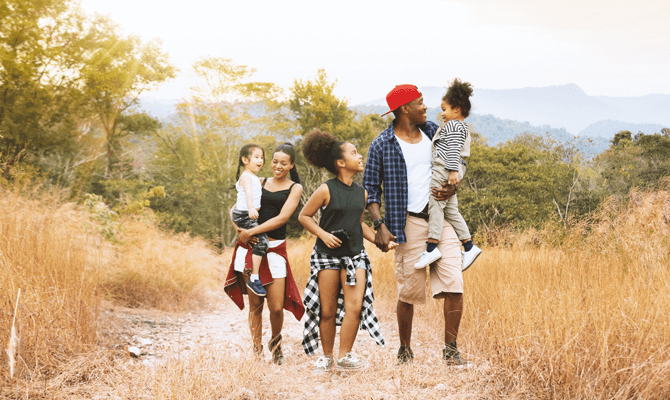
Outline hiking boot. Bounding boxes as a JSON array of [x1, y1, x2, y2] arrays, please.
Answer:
[[397, 345, 414, 365], [414, 248, 442, 269], [312, 355, 334, 374], [462, 245, 482, 272], [442, 341, 472, 367], [268, 334, 285, 365], [253, 344, 263, 360], [246, 279, 267, 297], [336, 352, 367, 371]]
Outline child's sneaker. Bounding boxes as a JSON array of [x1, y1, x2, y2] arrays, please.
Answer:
[[312, 355, 334, 374], [246, 279, 266, 297], [336, 352, 367, 370], [462, 245, 482, 272], [414, 248, 442, 269]]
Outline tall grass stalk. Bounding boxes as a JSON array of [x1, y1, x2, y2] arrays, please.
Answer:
[[5, 289, 20, 379], [1, 191, 100, 381]]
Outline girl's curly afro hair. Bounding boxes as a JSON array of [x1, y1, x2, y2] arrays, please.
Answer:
[[301, 129, 345, 176]]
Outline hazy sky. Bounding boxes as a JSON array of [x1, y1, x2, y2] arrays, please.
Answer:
[[80, 0, 670, 106]]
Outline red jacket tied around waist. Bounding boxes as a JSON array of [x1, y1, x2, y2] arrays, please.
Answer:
[[224, 241, 305, 321]]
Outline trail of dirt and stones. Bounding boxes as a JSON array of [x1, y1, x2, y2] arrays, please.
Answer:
[[96, 292, 493, 399]]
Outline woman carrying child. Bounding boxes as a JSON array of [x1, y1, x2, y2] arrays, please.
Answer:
[[225, 143, 305, 365], [298, 129, 389, 373]]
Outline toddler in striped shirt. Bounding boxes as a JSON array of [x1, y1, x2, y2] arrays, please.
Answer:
[[414, 78, 482, 271]]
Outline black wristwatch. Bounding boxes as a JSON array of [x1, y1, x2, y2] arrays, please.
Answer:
[[373, 218, 385, 230]]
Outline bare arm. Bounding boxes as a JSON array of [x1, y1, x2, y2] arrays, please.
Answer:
[[361, 191, 377, 243], [298, 184, 341, 249], [240, 183, 303, 242], [239, 173, 258, 219]]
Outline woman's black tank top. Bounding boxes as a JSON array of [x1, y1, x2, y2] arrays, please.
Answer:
[[257, 180, 296, 240], [314, 178, 365, 257]]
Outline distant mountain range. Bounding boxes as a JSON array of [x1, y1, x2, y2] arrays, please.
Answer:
[[139, 83, 668, 157], [361, 84, 669, 138], [353, 105, 610, 156]]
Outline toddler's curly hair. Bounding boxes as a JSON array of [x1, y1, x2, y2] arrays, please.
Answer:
[[443, 78, 474, 118]]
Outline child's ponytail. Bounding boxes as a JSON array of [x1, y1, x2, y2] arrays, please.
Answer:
[[231, 143, 264, 189], [274, 142, 301, 184]]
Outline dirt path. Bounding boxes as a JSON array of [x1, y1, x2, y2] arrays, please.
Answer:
[[103, 292, 401, 370], [95, 291, 493, 400]]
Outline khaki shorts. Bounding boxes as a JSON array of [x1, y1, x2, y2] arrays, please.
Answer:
[[394, 215, 463, 304]]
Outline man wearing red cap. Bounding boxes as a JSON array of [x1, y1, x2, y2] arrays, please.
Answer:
[[363, 85, 470, 366]]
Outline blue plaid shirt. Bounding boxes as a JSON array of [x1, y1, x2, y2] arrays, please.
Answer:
[[363, 121, 439, 244]]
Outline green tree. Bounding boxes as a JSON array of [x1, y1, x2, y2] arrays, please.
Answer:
[[595, 130, 670, 197], [459, 133, 585, 232], [149, 58, 290, 245], [611, 130, 632, 147], [0, 0, 90, 177], [288, 69, 378, 206], [79, 16, 176, 177], [288, 69, 377, 148]]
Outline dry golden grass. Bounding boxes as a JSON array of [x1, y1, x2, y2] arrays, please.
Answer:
[[463, 187, 670, 399], [99, 216, 223, 311], [3, 186, 670, 399], [1, 188, 224, 393], [0, 190, 100, 383], [135, 187, 669, 399]]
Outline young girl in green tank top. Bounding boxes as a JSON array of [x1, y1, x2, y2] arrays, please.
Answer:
[[298, 129, 396, 374]]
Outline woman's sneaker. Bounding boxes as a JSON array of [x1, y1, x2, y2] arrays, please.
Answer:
[[336, 352, 367, 370], [312, 355, 334, 374], [246, 279, 266, 296]]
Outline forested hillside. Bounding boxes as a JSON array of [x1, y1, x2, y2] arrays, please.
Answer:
[[2, 0, 670, 247]]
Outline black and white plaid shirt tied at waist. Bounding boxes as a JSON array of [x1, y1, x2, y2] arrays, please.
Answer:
[[302, 249, 385, 356]]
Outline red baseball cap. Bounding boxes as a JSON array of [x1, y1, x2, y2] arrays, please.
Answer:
[[381, 84, 421, 116]]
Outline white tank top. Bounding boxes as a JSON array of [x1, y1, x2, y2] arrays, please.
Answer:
[[396, 130, 432, 213], [235, 173, 262, 211]]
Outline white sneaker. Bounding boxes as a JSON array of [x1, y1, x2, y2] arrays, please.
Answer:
[[312, 355, 334, 374], [462, 245, 482, 272], [414, 248, 442, 269], [337, 352, 367, 370]]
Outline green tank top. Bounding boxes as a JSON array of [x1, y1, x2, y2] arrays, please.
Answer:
[[314, 178, 365, 257]]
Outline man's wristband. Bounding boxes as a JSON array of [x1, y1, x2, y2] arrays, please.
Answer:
[[373, 218, 385, 230]]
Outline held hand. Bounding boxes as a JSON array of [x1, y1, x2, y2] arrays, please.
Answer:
[[374, 224, 396, 252], [321, 233, 342, 249], [387, 241, 399, 250], [248, 208, 259, 220], [432, 181, 460, 202]]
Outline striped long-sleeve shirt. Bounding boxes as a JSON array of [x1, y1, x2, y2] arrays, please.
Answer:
[[433, 120, 469, 171]]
